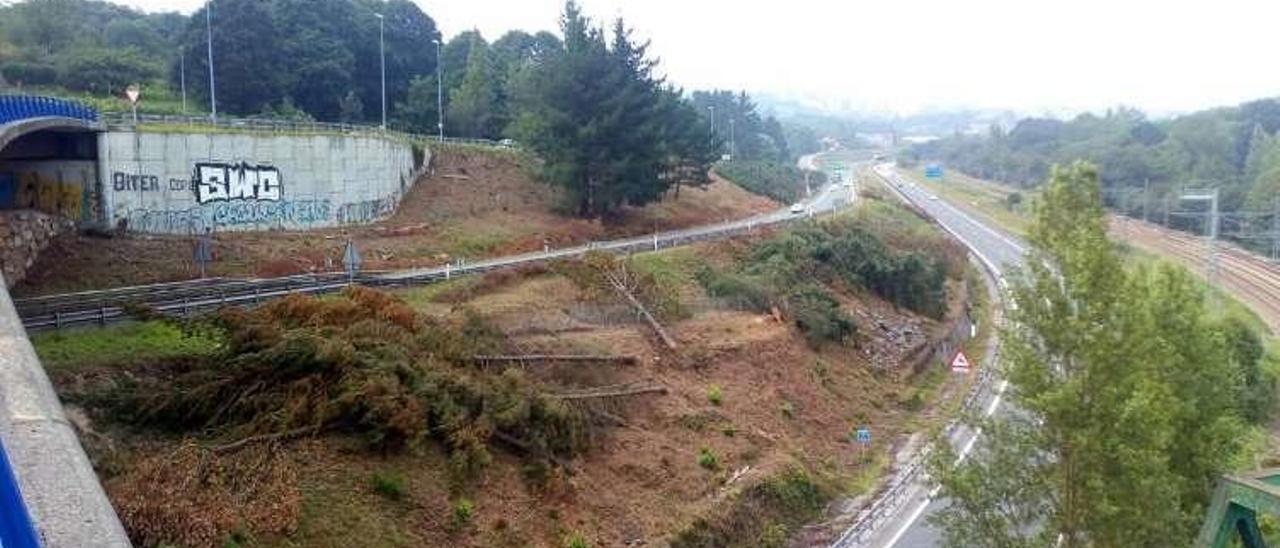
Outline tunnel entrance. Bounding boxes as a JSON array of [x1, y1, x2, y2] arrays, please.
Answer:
[[0, 96, 104, 228]]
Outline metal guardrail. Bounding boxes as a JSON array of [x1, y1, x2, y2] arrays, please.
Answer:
[[16, 195, 833, 331], [97, 112, 508, 148], [0, 439, 40, 548]]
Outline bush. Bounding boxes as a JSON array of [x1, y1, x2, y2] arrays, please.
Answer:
[[715, 160, 824, 204], [1, 61, 59, 86], [786, 286, 855, 346], [696, 268, 773, 312], [562, 532, 590, 548], [670, 466, 832, 548], [452, 498, 475, 527], [697, 447, 720, 470], [707, 385, 723, 406], [371, 472, 406, 501]]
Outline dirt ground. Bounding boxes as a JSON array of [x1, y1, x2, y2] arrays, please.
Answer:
[[15, 147, 777, 296], [53, 235, 980, 548]]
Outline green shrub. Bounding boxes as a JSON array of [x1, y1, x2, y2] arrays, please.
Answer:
[[715, 160, 824, 203], [670, 466, 833, 548], [562, 531, 590, 548], [780, 401, 796, 419], [787, 286, 855, 346], [707, 385, 723, 406], [698, 447, 720, 470], [696, 268, 773, 312], [371, 472, 406, 501], [453, 498, 475, 527]]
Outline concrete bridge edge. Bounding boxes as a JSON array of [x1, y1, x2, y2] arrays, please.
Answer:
[[0, 274, 131, 547]]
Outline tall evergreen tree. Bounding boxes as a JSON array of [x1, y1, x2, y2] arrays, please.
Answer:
[[447, 34, 500, 138]]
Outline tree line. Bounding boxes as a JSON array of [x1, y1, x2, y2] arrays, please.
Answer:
[[903, 100, 1280, 213]]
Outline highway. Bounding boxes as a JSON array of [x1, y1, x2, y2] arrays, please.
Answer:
[[15, 161, 857, 331], [831, 164, 1029, 548]]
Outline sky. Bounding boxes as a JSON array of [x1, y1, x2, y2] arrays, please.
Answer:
[[109, 0, 1280, 116]]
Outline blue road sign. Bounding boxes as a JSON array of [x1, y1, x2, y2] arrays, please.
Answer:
[[925, 164, 944, 180], [855, 427, 871, 444]]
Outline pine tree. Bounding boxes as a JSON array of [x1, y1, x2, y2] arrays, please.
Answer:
[[447, 34, 499, 138]]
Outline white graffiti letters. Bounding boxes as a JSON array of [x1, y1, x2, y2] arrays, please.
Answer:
[[194, 162, 282, 204]]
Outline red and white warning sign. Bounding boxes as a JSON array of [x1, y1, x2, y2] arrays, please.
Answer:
[[950, 350, 972, 372]]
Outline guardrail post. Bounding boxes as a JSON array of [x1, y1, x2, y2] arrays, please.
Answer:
[[54, 311, 61, 329], [99, 305, 106, 326]]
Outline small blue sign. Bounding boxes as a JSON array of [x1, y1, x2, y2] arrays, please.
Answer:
[[855, 427, 871, 444], [925, 164, 944, 180]]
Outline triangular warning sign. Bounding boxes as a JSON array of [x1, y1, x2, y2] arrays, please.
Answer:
[[950, 350, 972, 372]]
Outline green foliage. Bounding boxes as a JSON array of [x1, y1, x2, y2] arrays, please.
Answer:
[[509, 2, 718, 218], [908, 99, 1280, 225], [670, 466, 832, 548], [447, 33, 502, 138], [928, 162, 1273, 546], [370, 472, 406, 501], [31, 320, 222, 371], [697, 447, 720, 470], [786, 285, 855, 346], [707, 385, 723, 406], [715, 160, 825, 204], [562, 531, 590, 548], [695, 268, 773, 312], [1005, 191, 1023, 210], [690, 89, 789, 163], [452, 497, 475, 527]]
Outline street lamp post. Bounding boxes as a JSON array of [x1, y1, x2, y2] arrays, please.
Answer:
[[708, 105, 715, 136], [375, 13, 386, 130], [179, 49, 186, 116], [729, 117, 736, 160], [434, 38, 444, 142], [205, 1, 217, 124]]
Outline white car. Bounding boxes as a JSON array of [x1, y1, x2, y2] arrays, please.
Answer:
[[790, 203, 807, 214], [929, 194, 939, 201]]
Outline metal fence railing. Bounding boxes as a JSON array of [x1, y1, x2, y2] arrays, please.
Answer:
[[97, 111, 508, 148], [0, 439, 41, 548]]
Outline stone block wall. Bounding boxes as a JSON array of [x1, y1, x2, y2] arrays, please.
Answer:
[[0, 210, 74, 288]]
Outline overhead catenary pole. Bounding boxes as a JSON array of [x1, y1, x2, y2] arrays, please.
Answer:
[[729, 117, 736, 160], [434, 38, 444, 142], [205, 1, 217, 124], [1272, 197, 1279, 262], [375, 13, 386, 130], [1142, 178, 1150, 222], [1181, 188, 1220, 308]]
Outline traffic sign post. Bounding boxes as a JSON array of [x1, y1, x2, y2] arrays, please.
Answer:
[[193, 231, 213, 278], [125, 83, 141, 126], [854, 426, 871, 463], [342, 239, 362, 283], [925, 164, 944, 181], [950, 350, 972, 373]]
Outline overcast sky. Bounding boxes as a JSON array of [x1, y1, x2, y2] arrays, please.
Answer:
[[111, 0, 1280, 116]]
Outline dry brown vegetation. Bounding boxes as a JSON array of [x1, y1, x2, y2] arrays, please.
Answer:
[[45, 194, 984, 547]]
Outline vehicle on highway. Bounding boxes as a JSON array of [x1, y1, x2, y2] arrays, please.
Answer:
[[929, 194, 939, 200], [499, 138, 517, 148], [790, 203, 806, 214]]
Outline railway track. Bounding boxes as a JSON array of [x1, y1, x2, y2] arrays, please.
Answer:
[[1119, 218, 1280, 333]]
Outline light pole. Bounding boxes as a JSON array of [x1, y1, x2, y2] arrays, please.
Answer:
[[205, 1, 217, 124], [374, 13, 386, 130], [434, 38, 444, 142], [708, 105, 715, 136], [729, 117, 736, 160], [179, 48, 186, 116]]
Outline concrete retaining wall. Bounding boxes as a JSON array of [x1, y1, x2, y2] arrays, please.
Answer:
[[0, 276, 131, 546], [98, 131, 425, 234]]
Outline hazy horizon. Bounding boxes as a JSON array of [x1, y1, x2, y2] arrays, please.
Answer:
[[83, 0, 1280, 117]]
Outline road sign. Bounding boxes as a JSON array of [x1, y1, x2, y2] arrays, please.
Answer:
[[342, 239, 362, 280], [950, 350, 972, 372], [193, 232, 213, 278], [925, 164, 944, 180], [125, 84, 141, 104], [855, 427, 871, 444]]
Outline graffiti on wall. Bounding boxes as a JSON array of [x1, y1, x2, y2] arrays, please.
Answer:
[[11, 170, 85, 220], [194, 162, 282, 203], [112, 172, 163, 192], [127, 199, 332, 234], [336, 196, 398, 225]]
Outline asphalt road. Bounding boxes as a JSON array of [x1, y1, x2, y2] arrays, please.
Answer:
[[845, 164, 1029, 548]]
